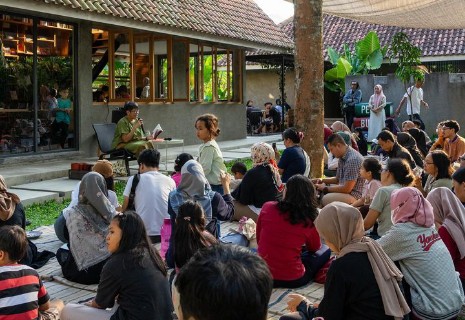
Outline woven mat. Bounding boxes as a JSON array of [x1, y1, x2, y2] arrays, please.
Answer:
[[41, 274, 98, 292]]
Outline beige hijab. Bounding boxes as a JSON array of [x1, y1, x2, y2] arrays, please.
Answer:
[[315, 202, 410, 319], [427, 187, 465, 259], [0, 175, 20, 221]]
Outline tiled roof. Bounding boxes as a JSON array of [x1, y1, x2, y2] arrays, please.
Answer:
[[35, 0, 293, 49], [278, 14, 465, 59]]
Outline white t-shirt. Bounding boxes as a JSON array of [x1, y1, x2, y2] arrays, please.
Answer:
[[404, 86, 423, 115], [123, 171, 175, 236], [68, 182, 119, 209]]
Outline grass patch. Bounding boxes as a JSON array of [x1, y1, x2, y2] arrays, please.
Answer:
[[24, 154, 270, 229], [25, 181, 127, 230]]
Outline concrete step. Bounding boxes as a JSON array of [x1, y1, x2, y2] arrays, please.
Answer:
[[10, 177, 80, 199], [10, 189, 62, 207], [3, 135, 283, 206]]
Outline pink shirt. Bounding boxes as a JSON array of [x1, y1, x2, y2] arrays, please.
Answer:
[[171, 172, 181, 187], [257, 201, 321, 281], [362, 179, 382, 201]]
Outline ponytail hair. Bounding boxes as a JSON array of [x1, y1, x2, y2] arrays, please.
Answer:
[[174, 200, 217, 268], [282, 127, 303, 144]]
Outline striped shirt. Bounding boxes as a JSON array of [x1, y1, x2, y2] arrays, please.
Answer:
[[0, 264, 49, 320]]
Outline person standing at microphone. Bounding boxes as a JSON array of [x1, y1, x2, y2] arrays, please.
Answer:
[[112, 101, 154, 158]]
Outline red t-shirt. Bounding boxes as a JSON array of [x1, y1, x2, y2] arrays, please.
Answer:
[[438, 226, 465, 280], [257, 201, 321, 281]]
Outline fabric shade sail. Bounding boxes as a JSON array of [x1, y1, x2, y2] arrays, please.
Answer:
[[290, 0, 465, 29]]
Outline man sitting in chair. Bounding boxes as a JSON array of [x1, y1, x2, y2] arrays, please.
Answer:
[[111, 101, 153, 158]]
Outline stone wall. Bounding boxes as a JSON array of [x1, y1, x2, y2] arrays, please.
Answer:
[[347, 72, 465, 136]]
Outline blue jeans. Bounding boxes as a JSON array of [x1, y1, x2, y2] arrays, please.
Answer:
[[210, 184, 224, 195]]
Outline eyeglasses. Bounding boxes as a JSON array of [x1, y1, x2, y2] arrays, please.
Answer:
[[423, 160, 434, 165], [130, 110, 140, 114], [442, 127, 452, 131]]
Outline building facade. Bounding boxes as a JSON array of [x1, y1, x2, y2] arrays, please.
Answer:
[[0, 0, 292, 159]]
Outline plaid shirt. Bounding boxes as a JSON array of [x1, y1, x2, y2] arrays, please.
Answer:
[[336, 147, 365, 199]]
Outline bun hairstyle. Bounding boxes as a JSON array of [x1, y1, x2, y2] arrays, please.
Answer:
[[282, 127, 303, 144], [195, 114, 221, 137], [174, 153, 194, 172]]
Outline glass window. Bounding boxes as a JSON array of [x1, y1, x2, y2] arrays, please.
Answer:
[[216, 48, 233, 101], [113, 33, 131, 100], [172, 40, 188, 100], [189, 44, 200, 102], [154, 39, 168, 100], [0, 14, 75, 155], [202, 46, 214, 102], [134, 35, 151, 100], [91, 29, 109, 102]]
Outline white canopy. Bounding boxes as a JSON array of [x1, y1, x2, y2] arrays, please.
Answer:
[[290, 0, 465, 29]]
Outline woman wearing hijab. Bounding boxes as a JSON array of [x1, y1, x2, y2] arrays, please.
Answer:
[[397, 132, 424, 168], [368, 84, 387, 141], [57, 172, 117, 284], [231, 142, 283, 221], [427, 187, 465, 290], [165, 159, 233, 269], [378, 187, 464, 320], [0, 175, 24, 228], [330, 121, 359, 151], [280, 202, 409, 320]]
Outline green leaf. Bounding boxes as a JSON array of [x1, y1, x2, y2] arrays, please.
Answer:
[[356, 31, 381, 60], [336, 57, 352, 78], [324, 67, 339, 81], [365, 50, 383, 70], [324, 81, 341, 92], [327, 47, 340, 65]]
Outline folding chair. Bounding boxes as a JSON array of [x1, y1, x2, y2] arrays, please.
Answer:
[[92, 123, 137, 176]]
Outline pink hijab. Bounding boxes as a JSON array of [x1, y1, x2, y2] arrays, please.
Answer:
[[427, 187, 465, 259], [390, 187, 434, 228], [373, 84, 386, 107]]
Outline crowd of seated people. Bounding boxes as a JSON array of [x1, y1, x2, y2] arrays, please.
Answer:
[[10, 113, 465, 320]]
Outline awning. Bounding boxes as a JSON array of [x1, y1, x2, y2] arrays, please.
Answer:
[[287, 0, 465, 29]]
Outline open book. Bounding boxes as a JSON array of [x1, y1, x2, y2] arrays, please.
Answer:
[[152, 124, 163, 139]]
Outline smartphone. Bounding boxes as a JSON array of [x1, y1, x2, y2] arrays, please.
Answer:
[[272, 142, 277, 149]]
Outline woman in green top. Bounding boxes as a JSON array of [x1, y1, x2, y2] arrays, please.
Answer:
[[416, 150, 453, 196], [364, 159, 415, 238], [111, 101, 153, 157]]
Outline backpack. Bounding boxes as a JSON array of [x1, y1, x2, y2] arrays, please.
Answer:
[[127, 174, 140, 211]]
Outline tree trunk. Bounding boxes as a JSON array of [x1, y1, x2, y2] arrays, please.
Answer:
[[294, 0, 324, 178]]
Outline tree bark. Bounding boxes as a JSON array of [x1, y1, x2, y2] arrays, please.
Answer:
[[294, 0, 324, 178]]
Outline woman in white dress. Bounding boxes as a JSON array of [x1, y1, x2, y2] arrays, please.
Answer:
[[367, 84, 386, 141]]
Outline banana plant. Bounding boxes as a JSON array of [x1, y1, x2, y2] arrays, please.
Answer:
[[324, 31, 387, 93]]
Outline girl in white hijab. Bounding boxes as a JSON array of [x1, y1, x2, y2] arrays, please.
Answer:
[[368, 84, 387, 141]]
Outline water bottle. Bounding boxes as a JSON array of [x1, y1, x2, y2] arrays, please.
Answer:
[[160, 218, 171, 259]]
